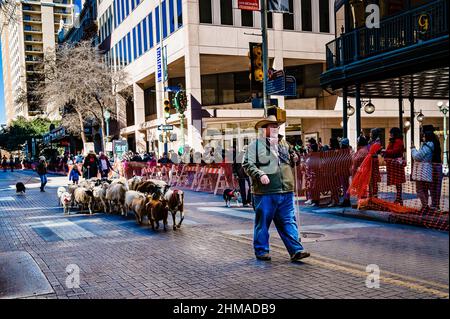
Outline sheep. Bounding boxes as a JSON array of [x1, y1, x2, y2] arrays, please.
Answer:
[[110, 177, 129, 189], [128, 176, 144, 191], [105, 183, 127, 215], [57, 186, 66, 206], [92, 183, 109, 213], [125, 190, 148, 224], [145, 197, 169, 231], [67, 184, 78, 208], [135, 179, 169, 200], [164, 189, 185, 230], [60, 192, 72, 215], [73, 187, 94, 215]]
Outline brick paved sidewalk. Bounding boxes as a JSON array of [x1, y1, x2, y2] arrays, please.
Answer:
[[0, 171, 448, 299]]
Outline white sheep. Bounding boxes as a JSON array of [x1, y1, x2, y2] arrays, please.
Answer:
[[105, 183, 127, 215], [92, 183, 109, 213], [125, 190, 148, 223], [60, 192, 72, 215], [57, 186, 66, 206], [73, 187, 94, 215]]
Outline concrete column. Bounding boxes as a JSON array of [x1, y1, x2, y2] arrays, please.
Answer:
[[311, 0, 320, 33], [133, 83, 146, 153], [184, 0, 203, 152], [293, 0, 301, 31]]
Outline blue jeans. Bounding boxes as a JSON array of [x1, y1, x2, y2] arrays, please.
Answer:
[[253, 192, 304, 257], [39, 174, 47, 189]]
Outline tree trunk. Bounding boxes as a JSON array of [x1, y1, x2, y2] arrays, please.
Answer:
[[76, 109, 87, 146], [94, 95, 107, 153]]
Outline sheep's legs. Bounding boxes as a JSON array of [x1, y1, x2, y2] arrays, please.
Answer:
[[171, 212, 177, 231], [177, 211, 184, 228]]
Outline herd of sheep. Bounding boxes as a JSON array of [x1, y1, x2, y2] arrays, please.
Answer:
[[56, 176, 184, 231]]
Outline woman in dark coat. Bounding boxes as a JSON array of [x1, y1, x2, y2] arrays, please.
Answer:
[[383, 127, 406, 204], [83, 151, 99, 179]]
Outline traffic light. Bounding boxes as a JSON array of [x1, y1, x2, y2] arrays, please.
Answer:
[[249, 42, 263, 93], [173, 90, 187, 115], [163, 99, 171, 119], [267, 106, 286, 123]]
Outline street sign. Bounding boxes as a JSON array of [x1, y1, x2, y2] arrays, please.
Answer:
[[165, 86, 180, 92], [252, 98, 279, 109], [238, 0, 260, 11], [156, 47, 162, 83], [113, 140, 128, 160], [157, 124, 174, 131], [268, 0, 290, 13], [283, 76, 297, 97], [267, 70, 285, 95]]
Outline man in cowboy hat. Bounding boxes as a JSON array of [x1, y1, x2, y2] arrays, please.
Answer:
[[243, 115, 310, 262]]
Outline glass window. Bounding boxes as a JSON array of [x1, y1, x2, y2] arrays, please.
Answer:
[[148, 13, 154, 48], [144, 87, 157, 117], [218, 73, 234, 104], [319, 0, 330, 32], [142, 19, 148, 52], [199, 0, 212, 24], [131, 0, 135, 10], [220, 0, 233, 25], [155, 6, 160, 44], [201, 74, 218, 106], [177, 0, 183, 27], [283, 0, 294, 30], [127, 32, 132, 62], [162, 0, 168, 38], [125, 0, 129, 16], [118, 39, 123, 67], [169, 0, 175, 33], [241, 10, 253, 27], [234, 72, 250, 103], [267, 12, 273, 28], [119, 0, 124, 23], [301, 0, 312, 31], [137, 23, 142, 57], [133, 27, 138, 60], [115, 44, 119, 69], [113, 0, 118, 27]]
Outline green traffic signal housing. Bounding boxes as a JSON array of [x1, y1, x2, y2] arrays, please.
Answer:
[[163, 99, 171, 118]]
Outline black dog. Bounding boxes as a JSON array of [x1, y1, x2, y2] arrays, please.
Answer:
[[16, 182, 26, 194], [223, 189, 240, 208]]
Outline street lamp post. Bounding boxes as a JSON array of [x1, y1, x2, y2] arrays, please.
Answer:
[[438, 101, 449, 174], [104, 108, 111, 154]]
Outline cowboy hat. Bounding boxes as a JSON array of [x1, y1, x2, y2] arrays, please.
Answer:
[[255, 115, 285, 130], [422, 124, 435, 133], [39, 156, 46, 161]]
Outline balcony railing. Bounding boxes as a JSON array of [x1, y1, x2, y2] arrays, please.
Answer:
[[326, 0, 448, 70]]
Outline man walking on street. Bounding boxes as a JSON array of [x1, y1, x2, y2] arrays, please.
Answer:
[[37, 156, 48, 192], [243, 115, 310, 262]]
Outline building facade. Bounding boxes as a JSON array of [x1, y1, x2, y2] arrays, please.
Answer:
[[0, 0, 75, 123], [98, 0, 337, 154]]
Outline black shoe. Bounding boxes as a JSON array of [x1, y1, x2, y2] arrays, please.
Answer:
[[256, 254, 271, 261], [291, 251, 310, 262]]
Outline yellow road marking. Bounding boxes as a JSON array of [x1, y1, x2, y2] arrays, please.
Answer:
[[225, 234, 449, 298]]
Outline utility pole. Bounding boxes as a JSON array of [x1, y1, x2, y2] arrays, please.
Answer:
[[261, 0, 269, 117], [159, 0, 168, 155]]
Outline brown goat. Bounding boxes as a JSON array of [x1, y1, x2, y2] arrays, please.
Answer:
[[145, 196, 169, 231]]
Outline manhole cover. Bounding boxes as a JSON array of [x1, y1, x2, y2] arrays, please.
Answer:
[[300, 232, 325, 239]]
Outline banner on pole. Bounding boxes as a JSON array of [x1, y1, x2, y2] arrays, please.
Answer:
[[268, 0, 290, 13], [238, 0, 260, 11]]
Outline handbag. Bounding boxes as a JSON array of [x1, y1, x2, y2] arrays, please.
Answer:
[[411, 161, 433, 182]]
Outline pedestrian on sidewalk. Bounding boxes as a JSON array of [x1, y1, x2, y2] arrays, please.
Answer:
[[37, 156, 48, 192], [99, 152, 113, 179], [83, 151, 99, 179], [243, 115, 310, 262], [9, 155, 14, 172], [233, 147, 252, 207], [2, 155, 7, 172], [69, 166, 80, 185], [383, 127, 406, 205]]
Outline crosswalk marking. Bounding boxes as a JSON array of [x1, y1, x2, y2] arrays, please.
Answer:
[[41, 219, 95, 240]]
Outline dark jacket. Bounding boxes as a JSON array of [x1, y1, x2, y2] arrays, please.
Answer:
[[37, 161, 47, 175]]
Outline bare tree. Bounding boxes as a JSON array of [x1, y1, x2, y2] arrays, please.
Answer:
[[36, 41, 128, 150], [0, 1, 21, 35]]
